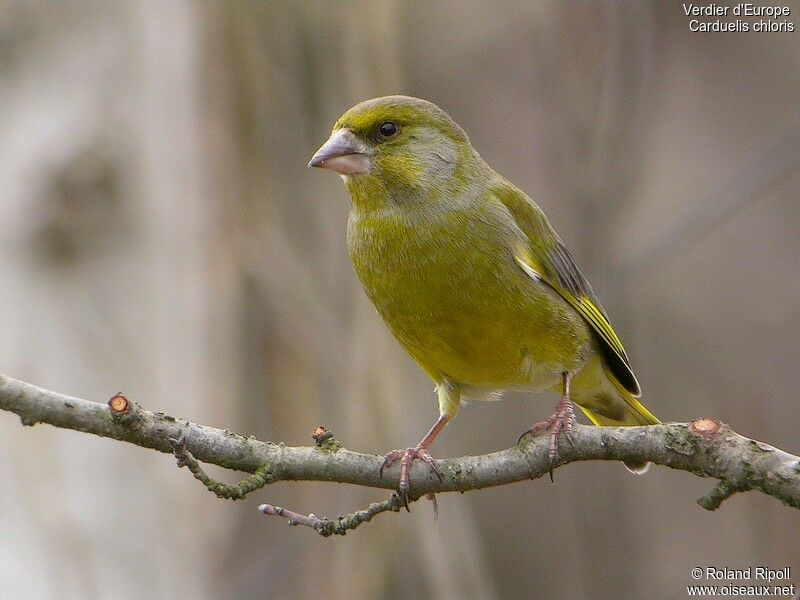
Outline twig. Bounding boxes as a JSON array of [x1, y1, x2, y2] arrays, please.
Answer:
[[2, 373, 799, 537], [169, 434, 273, 500], [258, 493, 407, 537], [697, 480, 742, 511]]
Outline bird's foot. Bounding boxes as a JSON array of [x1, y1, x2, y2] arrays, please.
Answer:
[[380, 446, 441, 511], [519, 395, 576, 481]]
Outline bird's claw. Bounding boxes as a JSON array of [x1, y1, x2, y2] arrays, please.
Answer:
[[519, 396, 576, 481], [380, 446, 441, 511]]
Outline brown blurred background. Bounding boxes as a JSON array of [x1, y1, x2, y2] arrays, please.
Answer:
[[1, 2, 798, 599]]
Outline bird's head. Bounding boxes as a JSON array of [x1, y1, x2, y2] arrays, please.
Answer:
[[309, 96, 482, 207]]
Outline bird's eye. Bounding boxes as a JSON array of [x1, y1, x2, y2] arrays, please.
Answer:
[[378, 121, 399, 138]]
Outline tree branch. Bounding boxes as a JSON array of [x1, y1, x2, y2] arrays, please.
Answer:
[[2, 374, 798, 537]]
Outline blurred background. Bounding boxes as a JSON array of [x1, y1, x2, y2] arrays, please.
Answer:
[[1, 1, 798, 599]]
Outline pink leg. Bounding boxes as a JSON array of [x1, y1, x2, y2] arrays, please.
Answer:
[[380, 415, 448, 510], [519, 372, 575, 480]]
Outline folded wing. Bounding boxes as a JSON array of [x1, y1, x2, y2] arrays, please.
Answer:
[[490, 183, 641, 396]]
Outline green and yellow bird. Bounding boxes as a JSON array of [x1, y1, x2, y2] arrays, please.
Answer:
[[309, 96, 659, 502]]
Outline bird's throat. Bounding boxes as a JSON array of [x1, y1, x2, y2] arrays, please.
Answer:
[[344, 173, 396, 212]]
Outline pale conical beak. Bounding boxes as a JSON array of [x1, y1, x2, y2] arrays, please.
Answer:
[[308, 128, 372, 175]]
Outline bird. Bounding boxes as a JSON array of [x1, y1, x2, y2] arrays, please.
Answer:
[[309, 95, 659, 506]]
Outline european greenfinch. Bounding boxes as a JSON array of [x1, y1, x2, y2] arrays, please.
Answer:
[[309, 96, 659, 503]]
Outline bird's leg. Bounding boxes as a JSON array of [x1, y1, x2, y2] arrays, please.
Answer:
[[520, 372, 575, 480], [381, 381, 459, 510], [380, 415, 447, 510]]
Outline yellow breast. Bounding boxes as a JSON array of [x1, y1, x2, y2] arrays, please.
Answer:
[[347, 203, 591, 390]]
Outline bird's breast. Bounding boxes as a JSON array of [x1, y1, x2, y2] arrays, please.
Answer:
[[346, 204, 589, 388]]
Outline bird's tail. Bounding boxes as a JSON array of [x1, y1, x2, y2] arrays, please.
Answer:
[[571, 356, 660, 474]]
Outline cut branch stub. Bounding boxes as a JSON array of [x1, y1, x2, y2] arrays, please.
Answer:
[[108, 393, 129, 414]]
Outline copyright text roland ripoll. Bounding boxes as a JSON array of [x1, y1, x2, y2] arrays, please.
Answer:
[[687, 566, 796, 597]]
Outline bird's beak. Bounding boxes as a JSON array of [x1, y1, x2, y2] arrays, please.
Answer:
[[308, 129, 372, 175]]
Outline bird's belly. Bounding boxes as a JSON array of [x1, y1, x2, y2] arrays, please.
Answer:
[[382, 287, 585, 389], [347, 210, 590, 389]]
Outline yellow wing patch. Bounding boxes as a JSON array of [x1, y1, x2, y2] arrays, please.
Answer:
[[573, 296, 627, 364], [515, 250, 623, 359], [514, 248, 640, 396]]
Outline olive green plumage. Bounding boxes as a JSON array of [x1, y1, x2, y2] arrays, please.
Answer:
[[312, 95, 658, 455]]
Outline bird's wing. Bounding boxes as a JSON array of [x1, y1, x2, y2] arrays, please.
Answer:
[[490, 182, 641, 396]]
